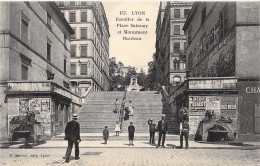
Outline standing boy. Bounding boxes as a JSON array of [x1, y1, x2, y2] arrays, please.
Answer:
[[128, 122, 135, 146], [103, 126, 109, 144]]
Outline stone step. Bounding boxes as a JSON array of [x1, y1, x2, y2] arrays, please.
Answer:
[[51, 133, 179, 141]]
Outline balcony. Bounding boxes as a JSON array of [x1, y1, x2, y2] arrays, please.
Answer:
[[6, 81, 82, 105]]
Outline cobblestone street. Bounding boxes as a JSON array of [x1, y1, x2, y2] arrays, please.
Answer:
[[1, 144, 259, 166]]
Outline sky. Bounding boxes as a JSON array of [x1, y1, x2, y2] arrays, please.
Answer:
[[102, 1, 160, 72]]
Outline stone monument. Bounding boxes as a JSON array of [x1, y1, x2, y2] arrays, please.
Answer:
[[127, 75, 142, 91]]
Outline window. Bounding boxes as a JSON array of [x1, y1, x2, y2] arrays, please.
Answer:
[[21, 65, 28, 80], [71, 63, 76, 75], [70, 45, 76, 57], [64, 34, 67, 47], [80, 45, 87, 57], [174, 9, 180, 18], [81, 28, 87, 39], [59, 1, 64, 7], [81, 64, 87, 75], [173, 76, 181, 82], [21, 14, 29, 42], [47, 13, 51, 28], [71, 28, 76, 39], [174, 42, 180, 53], [69, 12, 76, 22], [64, 58, 67, 73], [219, 5, 228, 39], [184, 9, 190, 18], [174, 25, 180, 35], [70, 1, 75, 5], [201, 6, 206, 25], [187, 26, 192, 44], [173, 60, 180, 70], [184, 42, 187, 50], [47, 42, 51, 61], [81, 12, 87, 22], [81, 1, 86, 5]]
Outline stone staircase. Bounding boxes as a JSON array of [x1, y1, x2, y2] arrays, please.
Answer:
[[121, 91, 163, 133], [78, 91, 163, 134], [78, 92, 124, 133]]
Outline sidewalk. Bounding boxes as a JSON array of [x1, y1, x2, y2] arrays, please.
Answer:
[[4, 140, 260, 150]]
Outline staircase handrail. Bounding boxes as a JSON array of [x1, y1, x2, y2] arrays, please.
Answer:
[[119, 87, 127, 131]]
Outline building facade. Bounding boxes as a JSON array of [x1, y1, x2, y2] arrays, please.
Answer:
[[179, 2, 260, 141], [57, 1, 110, 97], [0, 2, 82, 141], [155, 1, 192, 93]]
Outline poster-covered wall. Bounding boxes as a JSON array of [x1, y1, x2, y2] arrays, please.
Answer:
[[8, 98, 52, 136], [188, 95, 238, 134]]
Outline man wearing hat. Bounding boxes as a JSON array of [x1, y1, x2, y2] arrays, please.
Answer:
[[156, 115, 168, 148], [148, 119, 156, 144], [64, 114, 81, 163]]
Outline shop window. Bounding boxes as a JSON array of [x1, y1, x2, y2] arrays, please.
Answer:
[[219, 5, 228, 39], [174, 25, 180, 35], [71, 63, 76, 75], [70, 45, 76, 57], [69, 12, 76, 22], [81, 28, 87, 39], [174, 9, 180, 18], [81, 12, 87, 22], [184, 9, 190, 18], [80, 64, 88, 75], [80, 45, 87, 57], [21, 13, 29, 42]]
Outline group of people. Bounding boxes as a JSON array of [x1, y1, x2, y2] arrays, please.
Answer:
[[114, 99, 134, 118], [148, 114, 190, 149], [63, 111, 190, 163], [147, 116, 168, 148]]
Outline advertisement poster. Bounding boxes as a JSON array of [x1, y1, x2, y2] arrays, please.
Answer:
[[206, 96, 220, 116], [220, 96, 238, 119], [19, 99, 29, 115]]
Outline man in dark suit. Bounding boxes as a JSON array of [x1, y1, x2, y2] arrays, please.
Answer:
[[64, 114, 81, 163], [156, 115, 168, 148], [148, 119, 156, 144]]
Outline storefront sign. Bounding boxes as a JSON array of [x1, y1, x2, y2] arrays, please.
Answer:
[[189, 78, 237, 89], [246, 87, 260, 94]]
